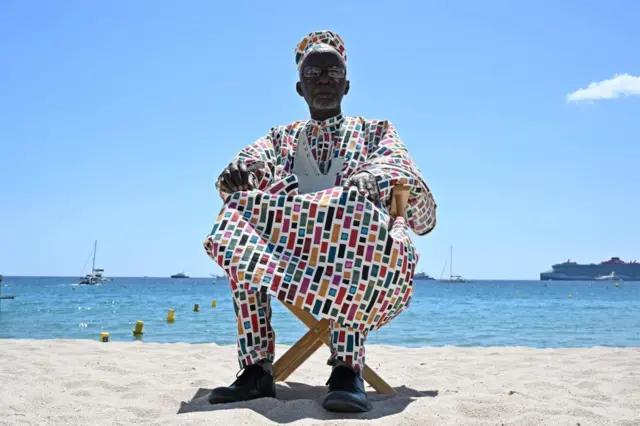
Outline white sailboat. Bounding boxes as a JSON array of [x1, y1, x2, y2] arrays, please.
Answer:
[[595, 271, 618, 281], [440, 246, 470, 283], [79, 240, 110, 285]]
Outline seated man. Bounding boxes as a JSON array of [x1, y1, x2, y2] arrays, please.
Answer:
[[204, 30, 437, 413]]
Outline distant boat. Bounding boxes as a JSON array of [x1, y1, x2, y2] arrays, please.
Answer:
[[209, 273, 226, 279], [170, 272, 189, 279], [0, 275, 16, 311], [414, 271, 435, 280], [79, 240, 110, 285], [595, 271, 618, 281], [440, 246, 471, 283], [540, 257, 640, 281]]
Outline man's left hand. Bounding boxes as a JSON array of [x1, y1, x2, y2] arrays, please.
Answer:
[[343, 172, 380, 205]]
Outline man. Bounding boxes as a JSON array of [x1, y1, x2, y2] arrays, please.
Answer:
[[204, 30, 436, 413]]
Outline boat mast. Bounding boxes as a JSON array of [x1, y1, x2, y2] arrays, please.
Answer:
[[92, 240, 97, 273], [450, 245, 453, 280]]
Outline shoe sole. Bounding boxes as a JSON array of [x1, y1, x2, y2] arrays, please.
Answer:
[[322, 394, 372, 413], [209, 392, 276, 405]]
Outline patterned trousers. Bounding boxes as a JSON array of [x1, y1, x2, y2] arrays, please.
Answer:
[[232, 285, 367, 373], [206, 178, 418, 375]]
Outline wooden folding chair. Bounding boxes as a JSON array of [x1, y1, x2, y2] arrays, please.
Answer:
[[272, 181, 412, 395]]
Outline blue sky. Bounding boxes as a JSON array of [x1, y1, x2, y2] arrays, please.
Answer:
[[1, 0, 639, 279]]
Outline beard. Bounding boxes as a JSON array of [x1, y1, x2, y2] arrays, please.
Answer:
[[311, 95, 340, 110]]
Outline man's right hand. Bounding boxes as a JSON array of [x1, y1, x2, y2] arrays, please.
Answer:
[[217, 160, 263, 193]]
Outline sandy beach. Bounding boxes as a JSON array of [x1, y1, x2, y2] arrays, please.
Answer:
[[0, 340, 638, 425]]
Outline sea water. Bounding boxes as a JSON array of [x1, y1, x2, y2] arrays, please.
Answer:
[[0, 276, 638, 347]]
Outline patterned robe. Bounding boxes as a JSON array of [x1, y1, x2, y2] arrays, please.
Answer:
[[204, 114, 436, 334]]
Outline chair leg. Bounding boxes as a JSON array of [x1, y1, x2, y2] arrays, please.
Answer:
[[273, 318, 330, 382], [361, 365, 395, 394], [278, 303, 396, 395]]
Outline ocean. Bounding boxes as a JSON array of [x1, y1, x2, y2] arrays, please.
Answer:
[[0, 276, 638, 347]]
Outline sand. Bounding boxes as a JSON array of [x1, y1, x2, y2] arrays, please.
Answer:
[[0, 340, 638, 425]]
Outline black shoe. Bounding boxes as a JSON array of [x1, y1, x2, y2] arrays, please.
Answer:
[[209, 363, 276, 404], [322, 364, 372, 413]]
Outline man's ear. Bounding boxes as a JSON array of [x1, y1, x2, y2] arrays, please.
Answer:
[[296, 81, 303, 97], [344, 80, 350, 96]]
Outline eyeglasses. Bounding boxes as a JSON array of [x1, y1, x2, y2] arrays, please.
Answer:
[[302, 66, 346, 79]]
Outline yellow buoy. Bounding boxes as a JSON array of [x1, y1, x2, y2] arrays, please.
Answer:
[[167, 309, 175, 322], [193, 303, 200, 312], [100, 332, 110, 342], [211, 299, 217, 308], [133, 320, 144, 336]]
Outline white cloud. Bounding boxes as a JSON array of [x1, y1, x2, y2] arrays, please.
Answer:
[[566, 73, 640, 103]]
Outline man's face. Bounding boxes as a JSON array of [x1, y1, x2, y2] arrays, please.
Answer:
[[297, 49, 349, 111]]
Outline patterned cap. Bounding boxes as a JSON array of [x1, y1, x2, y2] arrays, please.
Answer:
[[295, 30, 347, 71]]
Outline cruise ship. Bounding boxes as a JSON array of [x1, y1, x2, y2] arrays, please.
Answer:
[[540, 257, 640, 281]]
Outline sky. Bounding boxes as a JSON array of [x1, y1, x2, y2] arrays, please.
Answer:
[[1, 0, 639, 279]]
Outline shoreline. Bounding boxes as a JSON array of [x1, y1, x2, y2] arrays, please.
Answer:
[[1, 340, 638, 425], [2, 337, 640, 349]]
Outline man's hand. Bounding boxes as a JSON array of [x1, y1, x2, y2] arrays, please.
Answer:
[[343, 172, 380, 205], [217, 160, 263, 193]]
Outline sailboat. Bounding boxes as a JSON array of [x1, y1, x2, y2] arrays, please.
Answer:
[[440, 245, 470, 283], [595, 271, 619, 281], [78, 240, 110, 285], [210, 273, 227, 279]]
